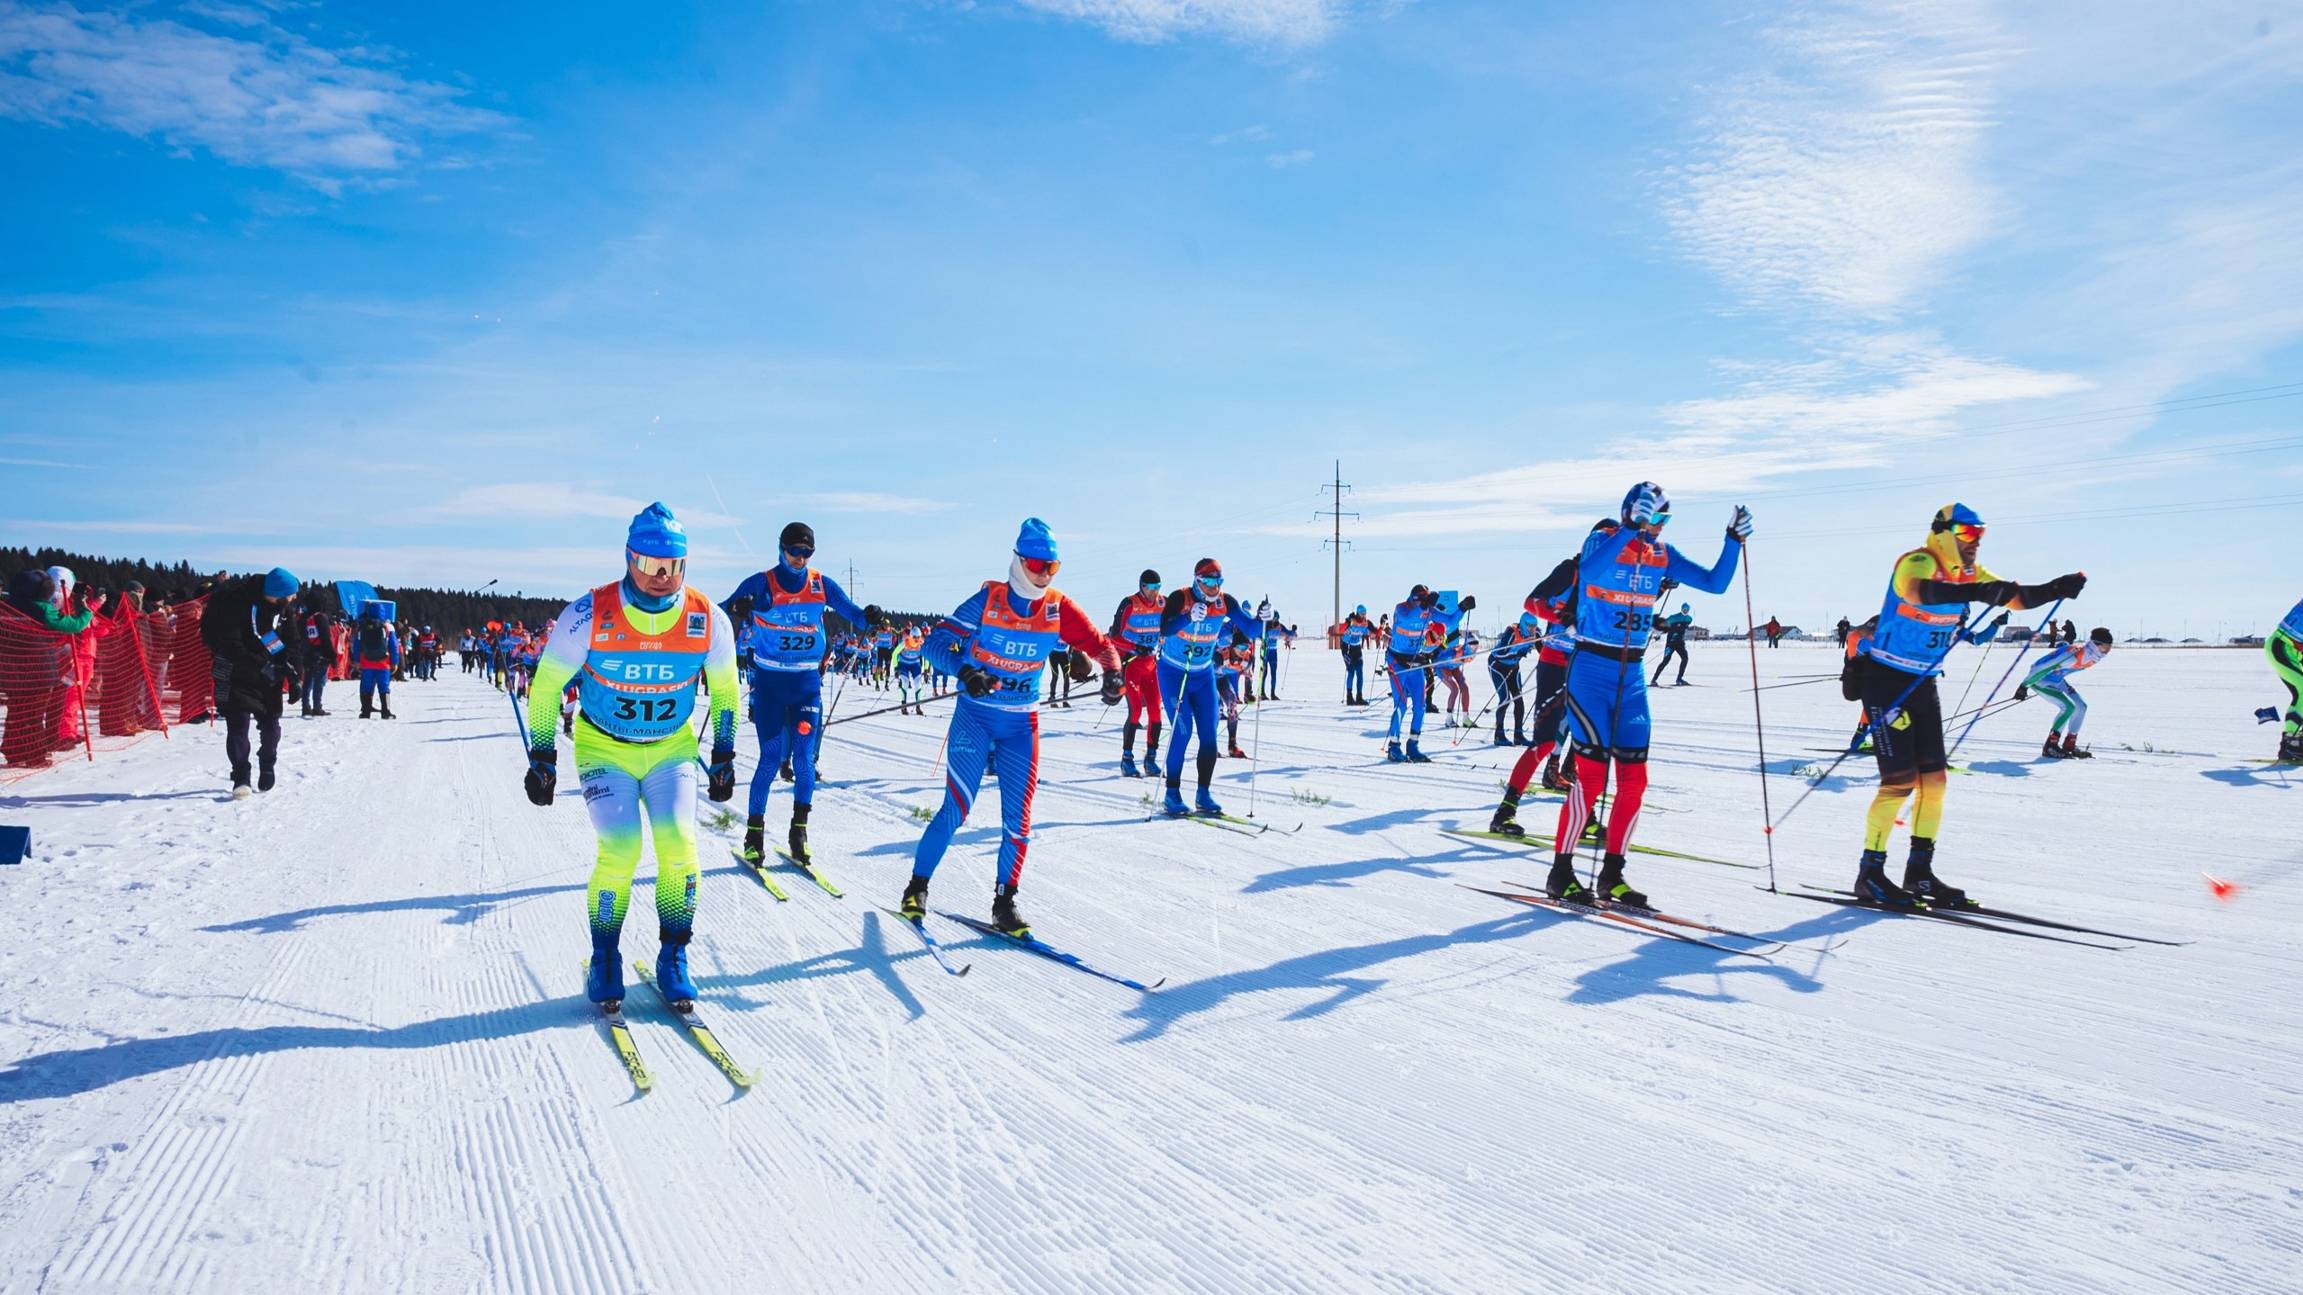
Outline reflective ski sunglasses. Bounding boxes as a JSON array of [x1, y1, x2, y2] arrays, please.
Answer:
[[1949, 522, 1984, 544], [627, 549, 686, 580], [782, 544, 815, 561], [1019, 555, 1061, 578]]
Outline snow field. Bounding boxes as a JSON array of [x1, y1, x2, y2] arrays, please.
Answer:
[[0, 644, 2294, 1293]]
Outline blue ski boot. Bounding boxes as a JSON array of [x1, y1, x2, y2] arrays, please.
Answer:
[[1385, 740, 1407, 763], [1120, 751, 1141, 779], [654, 927, 697, 1006], [585, 932, 625, 1006], [1161, 783, 1191, 817], [1405, 739, 1433, 763], [1194, 787, 1225, 818]]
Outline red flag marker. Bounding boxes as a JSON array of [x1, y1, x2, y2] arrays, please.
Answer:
[[2204, 873, 2239, 902]]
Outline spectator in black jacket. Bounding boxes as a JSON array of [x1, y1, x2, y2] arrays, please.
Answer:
[[199, 567, 302, 797]]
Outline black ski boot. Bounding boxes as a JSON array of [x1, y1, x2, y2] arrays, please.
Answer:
[[1488, 791, 1526, 837], [742, 816, 765, 864], [2059, 733, 2091, 760], [1544, 855, 1589, 904], [898, 874, 930, 922], [2041, 733, 2064, 760], [257, 763, 276, 793], [778, 759, 793, 782], [788, 803, 811, 866], [1594, 853, 1646, 908], [1853, 848, 1913, 906], [1901, 838, 1968, 908], [991, 884, 1031, 938], [2280, 733, 2303, 765]]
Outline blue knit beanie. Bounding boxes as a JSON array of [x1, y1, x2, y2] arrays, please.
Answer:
[[627, 502, 688, 558], [1014, 517, 1058, 562], [264, 567, 300, 598]]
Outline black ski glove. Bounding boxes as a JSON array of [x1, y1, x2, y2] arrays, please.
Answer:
[[2034, 572, 2087, 602], [1458, 595, 1477, 613], [864, 603, 888, 629], [524, 749, 557, 807], [1099, 670, 1124, 706], [707, 746, 737, 802], [958, 663, 998, 697], [2015, 685, 2029, 702]]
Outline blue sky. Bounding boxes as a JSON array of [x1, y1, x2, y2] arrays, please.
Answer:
[[4, 0, 2300, 640]]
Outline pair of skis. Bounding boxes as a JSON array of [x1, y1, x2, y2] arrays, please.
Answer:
[[882, 908, 1164, 992], [1441, 826, 1755, 871], [1460, 883, 1785, 959], [587, 959, 755, 1096], [1784, 885, 2184, 951], [1143, 810, 1302, 837], [731, 847, 844, 901]]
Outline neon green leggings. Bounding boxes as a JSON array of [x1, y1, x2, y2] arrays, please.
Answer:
[[575, 723, 701, 938], [2272, 630, 2303, 738]]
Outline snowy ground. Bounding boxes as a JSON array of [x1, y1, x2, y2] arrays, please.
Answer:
[[0, 644, 2294, 1294]]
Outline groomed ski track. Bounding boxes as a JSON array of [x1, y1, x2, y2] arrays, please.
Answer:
[[0, 647, 2293, 1293]]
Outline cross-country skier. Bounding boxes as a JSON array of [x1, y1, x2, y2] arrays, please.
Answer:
[[524, 503, 740, 1009], [896, 519, 1122, 933], [2019, 627, 2112, 759], [1486, 533, 1604, 836], [1109, 570, 1166, 777], [1540, 485, 1752, 907], [893, 624, 927, 715], [2267, 593, 2303, 763], [720, 522, 884, 868], [1650, 603, 1693, 685], [1488, 611, 1536, 746], [1259, 614, 1291, 699], [1157, 558, 1265, 812], [1384, 586, 1474, 762], [1849, 503, 2085, 906], [1338, 605, 1373, 705], [1216, 632, 1252, 758]]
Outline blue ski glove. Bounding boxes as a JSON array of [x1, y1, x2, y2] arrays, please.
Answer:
[[706, 746, 737, 802], [524, 749, 557, 807], [1727, 505, 1755, 542]]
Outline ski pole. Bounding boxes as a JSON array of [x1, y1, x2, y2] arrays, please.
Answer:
[[1738, 547, 1779, 894], [1246, 670, 1266, 819], [509, 680, 529, 747], [1765, 606, 1996, 834], [1948, 601, 2064, 758]]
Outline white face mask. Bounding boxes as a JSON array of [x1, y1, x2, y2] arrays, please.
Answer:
[[1008, 555, 1051, 603]]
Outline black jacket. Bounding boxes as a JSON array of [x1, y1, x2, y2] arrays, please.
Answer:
[[200, 574, 296, 714]]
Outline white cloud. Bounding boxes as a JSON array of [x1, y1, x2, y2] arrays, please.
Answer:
[[1663, 0, 2011, 318], [1326, 334, 2087, 538], [1016, 0, 1346, 46], [789, 491, 952, 516], [422, 483, 745, 530], [0, 1, 504, 189], [1263, 148, 1314, 168], [1208, 123, 1270, 145], [4, 518, 273, 534], [0, 455, 94, 469]]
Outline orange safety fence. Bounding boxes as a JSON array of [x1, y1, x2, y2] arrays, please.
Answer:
[[1, 595, 209, 783]]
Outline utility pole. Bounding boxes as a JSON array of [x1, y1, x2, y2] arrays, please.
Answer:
[[845, 561, 858, 604], [1315, 459, 1358, 631]]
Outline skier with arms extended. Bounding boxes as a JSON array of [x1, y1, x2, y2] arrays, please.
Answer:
[[720, 522, 884, 868], [2019, 626, 2112, 759], [896, 519, 1122, 934], [1849, 503, 2085, 906], [1541, 484, 1751, 907], [524, 503, 740, 1009], [1156, 558, 1265, 813]]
